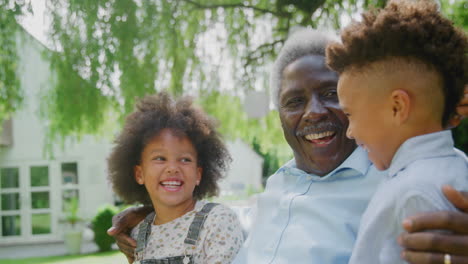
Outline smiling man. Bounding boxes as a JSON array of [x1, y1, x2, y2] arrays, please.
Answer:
[[232, 29, 383, 264]]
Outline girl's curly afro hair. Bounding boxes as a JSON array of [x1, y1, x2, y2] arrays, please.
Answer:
[[108, 92, 231, 205]]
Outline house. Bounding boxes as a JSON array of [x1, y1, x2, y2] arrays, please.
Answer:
[[0, 28, 263, 258], [221, 139, 264, 196]]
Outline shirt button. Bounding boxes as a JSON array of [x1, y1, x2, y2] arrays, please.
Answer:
[[266, 243, 276, 252]]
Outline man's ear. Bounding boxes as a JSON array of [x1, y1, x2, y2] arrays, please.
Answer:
[[134, 165, 144, 185], [391, 89, 411, 126]]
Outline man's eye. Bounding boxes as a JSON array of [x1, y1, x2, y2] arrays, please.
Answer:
[[323, 90, 337, 98], [284, 97, 304, 107]]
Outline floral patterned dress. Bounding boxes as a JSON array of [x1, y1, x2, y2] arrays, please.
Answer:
[[131, 200, 244, 264]]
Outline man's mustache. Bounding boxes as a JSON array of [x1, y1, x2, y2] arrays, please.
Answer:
[[296, 122, 343, 137]]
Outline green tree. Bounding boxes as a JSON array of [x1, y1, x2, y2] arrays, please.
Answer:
[[0, 0, 31, 124], [40, 0, 402, 142], [440, 0, 468, 152], [0, 0, 466, 154], [42, 0, 378, 141]]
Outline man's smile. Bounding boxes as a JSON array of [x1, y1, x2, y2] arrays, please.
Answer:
[[304, 131, 336, 146]]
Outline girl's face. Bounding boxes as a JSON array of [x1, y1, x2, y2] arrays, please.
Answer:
[[134, 128, 202, 211]]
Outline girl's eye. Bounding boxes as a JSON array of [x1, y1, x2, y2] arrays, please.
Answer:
[[181, 157, 192, 163], [153, 156, 165, 161]]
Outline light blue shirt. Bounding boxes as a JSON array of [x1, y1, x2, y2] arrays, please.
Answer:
[[233, 147, 384, 264], [349, 131, 468, 264]]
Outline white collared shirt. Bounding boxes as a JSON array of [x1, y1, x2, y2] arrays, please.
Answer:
[[350, 131, 468, 264], [233, 147, 384, 264]]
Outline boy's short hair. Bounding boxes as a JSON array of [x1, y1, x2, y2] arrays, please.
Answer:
[[108, 92, 231, 205], [326, 0, 467, 126]]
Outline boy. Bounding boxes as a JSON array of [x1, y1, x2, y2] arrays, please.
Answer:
[[326, 0, 468, 263]]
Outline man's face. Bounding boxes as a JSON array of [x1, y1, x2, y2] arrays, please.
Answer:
[[278, 55, 356, 176]]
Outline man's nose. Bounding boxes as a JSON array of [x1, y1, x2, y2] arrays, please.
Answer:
[[304, 97, 327, 122], [346, 126, 354, 139]]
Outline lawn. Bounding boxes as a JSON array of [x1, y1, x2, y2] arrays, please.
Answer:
[[0, 250, 127, 264]]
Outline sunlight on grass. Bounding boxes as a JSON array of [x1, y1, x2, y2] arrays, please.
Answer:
[[0, 250, 127, 264]]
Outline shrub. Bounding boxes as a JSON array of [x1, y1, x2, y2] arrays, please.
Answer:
[[91, 205, 118, 252]]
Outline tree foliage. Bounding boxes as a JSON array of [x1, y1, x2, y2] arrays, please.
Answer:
[[0, 0, 30, 123], [439, 0, 468, 152], [41, 0, 392, 141], [0, 0, 466, 156]]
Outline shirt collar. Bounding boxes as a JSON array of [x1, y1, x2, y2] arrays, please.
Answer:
[[281, 147, 371, 180], [388, 130, 455, 178]]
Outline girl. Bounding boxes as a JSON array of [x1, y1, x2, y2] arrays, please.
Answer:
[[108, 93, 244, 264]]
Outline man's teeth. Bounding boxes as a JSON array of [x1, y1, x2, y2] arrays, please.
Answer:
[[304, 131, 335, 141], [161, 181, 182, 186]]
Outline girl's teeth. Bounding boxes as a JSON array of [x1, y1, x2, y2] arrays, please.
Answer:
[[161, 181, 181, 186]]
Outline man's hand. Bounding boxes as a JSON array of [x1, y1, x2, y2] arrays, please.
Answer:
[[448, 86, 468, 128], [107, 205, 153, 263], [399, 185, 468, 264]]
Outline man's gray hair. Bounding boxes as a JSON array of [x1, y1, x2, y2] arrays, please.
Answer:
[[270, 28, 339, 107]]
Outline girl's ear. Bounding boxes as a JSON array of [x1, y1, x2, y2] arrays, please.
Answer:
[[134, 165, 144, 185], [391, 89, 411, 126], [196, 167, 202, 186]]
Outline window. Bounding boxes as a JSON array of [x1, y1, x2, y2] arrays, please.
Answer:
[[0, 119, 13, 147], [30, 166, 52, 235], [0, 161, 80, 240], [0, 167, 21, 237], [61, 162, 79, 212]]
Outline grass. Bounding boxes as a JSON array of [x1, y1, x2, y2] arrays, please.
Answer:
[[0, 250, 127, 264]]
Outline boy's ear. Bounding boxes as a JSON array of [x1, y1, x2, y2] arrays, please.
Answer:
[[134, 165, 144, 185], [391, 89, 411, 125]]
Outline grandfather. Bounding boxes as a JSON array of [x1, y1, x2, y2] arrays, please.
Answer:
[[109, 29, 468, 264]]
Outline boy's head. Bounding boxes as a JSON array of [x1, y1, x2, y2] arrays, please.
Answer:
[[108, 92, 230, 205], [326, 0, 467, 170]]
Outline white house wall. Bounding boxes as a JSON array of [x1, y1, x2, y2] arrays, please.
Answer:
[[0, 29, 115, 246], [221, 139, 264, 195]]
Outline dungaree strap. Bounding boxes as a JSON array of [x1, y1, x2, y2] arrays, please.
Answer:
[[136, 212, 156, 254], [184, 203, 219, 245], [134, 203, 219, 264]]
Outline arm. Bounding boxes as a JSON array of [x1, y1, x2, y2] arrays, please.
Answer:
[[399, 185, 468, 264], [107, 205, 153, 263]]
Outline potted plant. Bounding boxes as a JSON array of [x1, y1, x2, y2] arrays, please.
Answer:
[[63, 197, 84, 255]]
